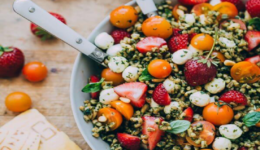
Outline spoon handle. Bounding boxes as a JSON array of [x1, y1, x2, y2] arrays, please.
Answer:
[[136, 0, 158, 17], [13, 0, 107, 65]]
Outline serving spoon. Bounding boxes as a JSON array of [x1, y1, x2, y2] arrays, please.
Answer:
[[136, 0, 158, 17], [13, 0, 108, 66]]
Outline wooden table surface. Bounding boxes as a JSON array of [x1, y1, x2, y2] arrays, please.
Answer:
[[0, 0, 129, 149]]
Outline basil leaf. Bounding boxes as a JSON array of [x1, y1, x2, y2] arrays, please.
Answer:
[[82, 78, 104, 93], [242, 112, 260, 127], [139, 68, 153, 81], [167, 120, 191, 134], [248, 18, 260, 31]]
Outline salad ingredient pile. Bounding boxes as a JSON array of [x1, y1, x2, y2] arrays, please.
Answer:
[[81, 0, 260, 149]]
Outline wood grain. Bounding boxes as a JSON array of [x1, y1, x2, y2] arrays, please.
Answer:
[[0, 0, 129, 149]]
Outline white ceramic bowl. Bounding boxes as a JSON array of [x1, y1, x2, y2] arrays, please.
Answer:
[[70, 0, 247, 149]]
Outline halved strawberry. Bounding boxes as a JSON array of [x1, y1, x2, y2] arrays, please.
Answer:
[[178, 0, 208, 6], [182, 107, 194, 122], [219, 90, 248, 105], [114, 82, 147, 108], [245, 31, 260, 51], [136, 37, 167, 54], [142, 116, 164, 150], [152, 83, 171, 106], [117, 133, 141, 150], [245, 55, 260, 66], [89, 75, 100, 99]]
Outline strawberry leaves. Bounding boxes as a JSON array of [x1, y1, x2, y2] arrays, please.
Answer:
[[0, 46, 13, 56], [35, 27, 54, 41]]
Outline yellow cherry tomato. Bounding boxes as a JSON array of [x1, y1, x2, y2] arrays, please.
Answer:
[[191, 33, 214, 50], [142, 16, 173, 39], [101, 68, 124, 86], [211, 51, 225, 62], [191, 3, 213, 16], [148, 59, 172, 79], [110, 6, 138, 29], [5, 92, 32, 112], [213, 2, 238, 20], [97, 108, 123, 131], [110, 100, 134, 120]]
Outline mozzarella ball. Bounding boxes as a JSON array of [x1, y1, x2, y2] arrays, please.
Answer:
[[199, 14, 206, 25], [219, 37, 236, 48], [163, 79, 176, 94], [106, 44, 122, 56], [151, 98, 159, 108], [94, 32, 114, 49], [219, 124, 243, 140], [212, 137, 232, 150], [205, 78, 226, 94], [171, 49, 193, 65], [188, 45, 203, 56], [185, 14, 196, 25], [122, 66, 139, 82], [108, 56, 129, 73], [210, 0, 221, 6], [164, 101, 181, 114], [99, 88, 119, 104], [190, 91, 210, 107]]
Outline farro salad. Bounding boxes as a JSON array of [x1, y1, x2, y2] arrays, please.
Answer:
[[80, 0, 260, 149]]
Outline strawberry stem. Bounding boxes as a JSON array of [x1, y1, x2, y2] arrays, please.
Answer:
[[206, 29, 218, 60]]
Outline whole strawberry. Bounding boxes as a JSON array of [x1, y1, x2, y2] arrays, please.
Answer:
[[222, 0, 245, 11], [168, 34, 189, 53], [111, 29, 131, 44], [30, 12, 66, 40], [0, 46, 25, 78], [219, 90, 248, 105], [184, 57, 217, 86], [246, 0, 260, 17]]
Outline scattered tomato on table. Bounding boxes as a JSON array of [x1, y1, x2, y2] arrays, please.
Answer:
[[5, 92, 32, 112], [22, 62, 48, 82]]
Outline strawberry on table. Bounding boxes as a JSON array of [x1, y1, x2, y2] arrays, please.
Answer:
[[222, 0, 245, 11], [168, 34, 189, 53], [152, 83, 171, 106], [117, 133, 140, 150], [89, 75, 100, 99], [246, 0, 260, 17], [245, 55, 260, 66], [113, 82, 147, 108], [219, 90, 248, 105], [30, 12, 66, 40], [136, 37, 167, 54], [182, 107, 194, 122], [142, 116, 164, 150], [178, 0, 208, 6], [111, 29, 131, 44], [245, 31, 260, 51], [0, 46, 24, 78]]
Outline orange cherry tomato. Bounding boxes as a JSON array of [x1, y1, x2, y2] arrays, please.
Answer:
[[142, 16, 173, 39], [256, 108, 260, 127], [211, 51, 225, 62], [5, 92, 32, 112], [148, 59, 172, 79], [101, 68, 124, 86], [110, 6, 138, 29], [230, 61, 260, 84], [110, 100, 134, 120], [203, 102, 234, 126], [191, 3, 213, 16], [191, 33, 214, 51], [186, 121, 215, 147], [22, 62, 48, 82], [213, 2, 238, 20], [97, 108, 123, 131]]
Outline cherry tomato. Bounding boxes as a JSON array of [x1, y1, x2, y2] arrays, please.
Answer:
[[142, 16, 173, 39], [203, 102, 234, 126], [256, 108, 260, 127], [172, 4, 187, 20], [211, 51, 225, 62], [110, 100, 134, 120], [97, 108, 123, 131], [148, 59, 172, 79], [213, 2, 238, 20], [110, 6, 138, 29], [191, 33, 214, 51], [5, 92, 32, 112], [220, 19, 247, 30], [191, 3, 213, 16], [186, 121, 215, 147], [101, 68, 124, 86], [231, 61, 260, 84], [22, 62, 48, 82]]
